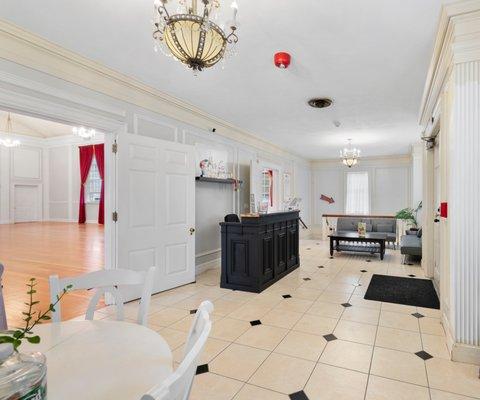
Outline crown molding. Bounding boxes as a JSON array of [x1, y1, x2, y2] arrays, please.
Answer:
[[0, 19, 306, 162], [310, 154, 411, 169], [419, 0, 480, 127]]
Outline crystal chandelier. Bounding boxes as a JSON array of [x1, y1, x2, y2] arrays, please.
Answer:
[[0, 113, 21, 148], [72, 126, 96, 140], [340, 139, 360, 168], [152, 0, 239, 72]]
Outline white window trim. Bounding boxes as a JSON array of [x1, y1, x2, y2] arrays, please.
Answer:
[[344, 170, 371, 215]]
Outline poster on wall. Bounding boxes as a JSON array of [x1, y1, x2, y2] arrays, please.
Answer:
[[195, 144, 231, 179]]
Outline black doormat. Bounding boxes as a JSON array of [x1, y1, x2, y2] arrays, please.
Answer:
[[364, 274, 440, 309]]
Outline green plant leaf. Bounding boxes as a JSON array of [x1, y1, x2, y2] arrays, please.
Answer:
[[26, 336, 40, 344]]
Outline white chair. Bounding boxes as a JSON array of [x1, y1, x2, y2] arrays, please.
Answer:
[[141, 300, 214, 400], [49, 267, 156, 326]]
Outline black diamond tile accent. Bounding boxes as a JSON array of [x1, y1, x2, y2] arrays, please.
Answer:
[[341, 303, 352, 308], [190, 309, 197, 314], [366, 259, 371, 263], [415, 351, 433, 361], [408, 274, 416, 277], [306, 248, 311, 250], [412, 312, 425, 319], [323, 333, 337, 342], [250, 320, 262, 326], [283, 294, 292, 299], [318, 265, 324, 269], [303, 277, 311, 281], [196, 364, 209, 375], [289, 390, 310, 400], [329, 256, 334, 259], [316, 243, 321, 245], [360, 269, 368, 273]]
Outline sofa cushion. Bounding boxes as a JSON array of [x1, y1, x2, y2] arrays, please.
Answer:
[[376, 223, 393, 233], [400, 235, 422, 256], [337, 218, 359, 232]]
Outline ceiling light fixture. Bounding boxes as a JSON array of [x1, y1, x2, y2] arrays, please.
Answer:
[[72, 126, 96, 140], [340, 139, 360, 168], [152, 0, 239, 72], [0, 113, 21, 148]]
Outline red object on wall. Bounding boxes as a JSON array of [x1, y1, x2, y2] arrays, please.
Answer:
[[78, 145, 94, 224], [274, 52, 291, 69], [440, 202, 448, 218]]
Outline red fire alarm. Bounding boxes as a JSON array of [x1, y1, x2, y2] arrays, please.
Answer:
[[440, 202, 448, 218], [274, 52, 291, 69]]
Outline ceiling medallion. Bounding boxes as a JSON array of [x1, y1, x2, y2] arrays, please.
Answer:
[[0, 113, 21, 148], [72, 126, 96, 140], [308, 98, 333, 109], [341, 139, 361, 168], [153, 0, 239, 72]]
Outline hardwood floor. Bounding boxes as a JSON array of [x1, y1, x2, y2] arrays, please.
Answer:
[[0, 222, 104, 328]]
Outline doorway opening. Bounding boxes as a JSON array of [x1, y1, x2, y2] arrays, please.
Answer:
[[0, 110, 108, 327]]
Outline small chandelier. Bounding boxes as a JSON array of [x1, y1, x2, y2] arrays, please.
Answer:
[[152, 0, 239, 72], [73, 126, 96, 140], [0, 113, 21, 148], [340, 139, 360, 168]]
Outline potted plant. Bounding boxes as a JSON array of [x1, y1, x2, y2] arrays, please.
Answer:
[[0, 278, 71, 399], [395, 202, 422, 230]]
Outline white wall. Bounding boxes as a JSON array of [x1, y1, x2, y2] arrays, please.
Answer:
[[411, 142, 423, 224], [311, 156, 412, 230]]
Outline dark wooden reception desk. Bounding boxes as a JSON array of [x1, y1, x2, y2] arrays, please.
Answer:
[[220, 210, 300, 293]]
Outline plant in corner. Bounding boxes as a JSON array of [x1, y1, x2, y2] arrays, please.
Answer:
[[0, 278, 72, 349], [395, 201, 422, 228]]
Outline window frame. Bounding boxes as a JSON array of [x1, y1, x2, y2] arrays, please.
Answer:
[[85, 156, 102, 204], [344, 170, 371, 215]]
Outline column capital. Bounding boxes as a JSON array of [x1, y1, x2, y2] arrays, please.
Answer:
[[419, 1, 480, 127]]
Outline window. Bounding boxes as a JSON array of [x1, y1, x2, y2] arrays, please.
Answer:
[[345, 172, 369, 214], [261, 169, 273, 208], [86, 157, 102, 203]]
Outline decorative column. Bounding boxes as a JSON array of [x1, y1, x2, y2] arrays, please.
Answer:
[[449, 60, 480, 357]]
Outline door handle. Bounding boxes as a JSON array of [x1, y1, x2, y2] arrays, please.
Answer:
[[189, 228, 195, 235]]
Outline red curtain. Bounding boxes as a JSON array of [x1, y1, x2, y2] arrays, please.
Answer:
[[78, 145, 94, 224], [94, 144, 105, 225], [268, 170, 274, 207]]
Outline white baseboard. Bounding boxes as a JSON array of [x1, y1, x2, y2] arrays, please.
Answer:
[[442, 312, 480, 365], [196, 258, 220, 276], [452, 342, 480, 365]]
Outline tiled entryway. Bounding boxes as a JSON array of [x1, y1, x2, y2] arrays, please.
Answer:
[[95, 240, 480, 400]]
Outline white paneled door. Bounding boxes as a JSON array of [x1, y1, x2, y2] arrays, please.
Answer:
[[14, 185, 40, 223], [116, 133, 195, 300]]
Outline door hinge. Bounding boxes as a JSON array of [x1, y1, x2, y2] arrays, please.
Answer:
[[112, 141, 118, 154], [112, 211, 118, 222]]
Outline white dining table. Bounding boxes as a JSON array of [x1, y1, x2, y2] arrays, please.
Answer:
[[22, 320, 173, 400]]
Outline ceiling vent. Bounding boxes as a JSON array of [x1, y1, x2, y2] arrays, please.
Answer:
[[308, 98, 333, 109]]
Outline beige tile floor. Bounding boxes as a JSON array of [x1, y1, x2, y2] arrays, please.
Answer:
[[94, 240, 480, 400]]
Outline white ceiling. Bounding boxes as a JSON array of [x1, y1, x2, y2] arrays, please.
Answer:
[[0, 110, 73, 138], [1, 0, 452, 159]]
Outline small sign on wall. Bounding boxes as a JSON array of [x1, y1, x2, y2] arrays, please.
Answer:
[[320, 194, 335, 204]]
